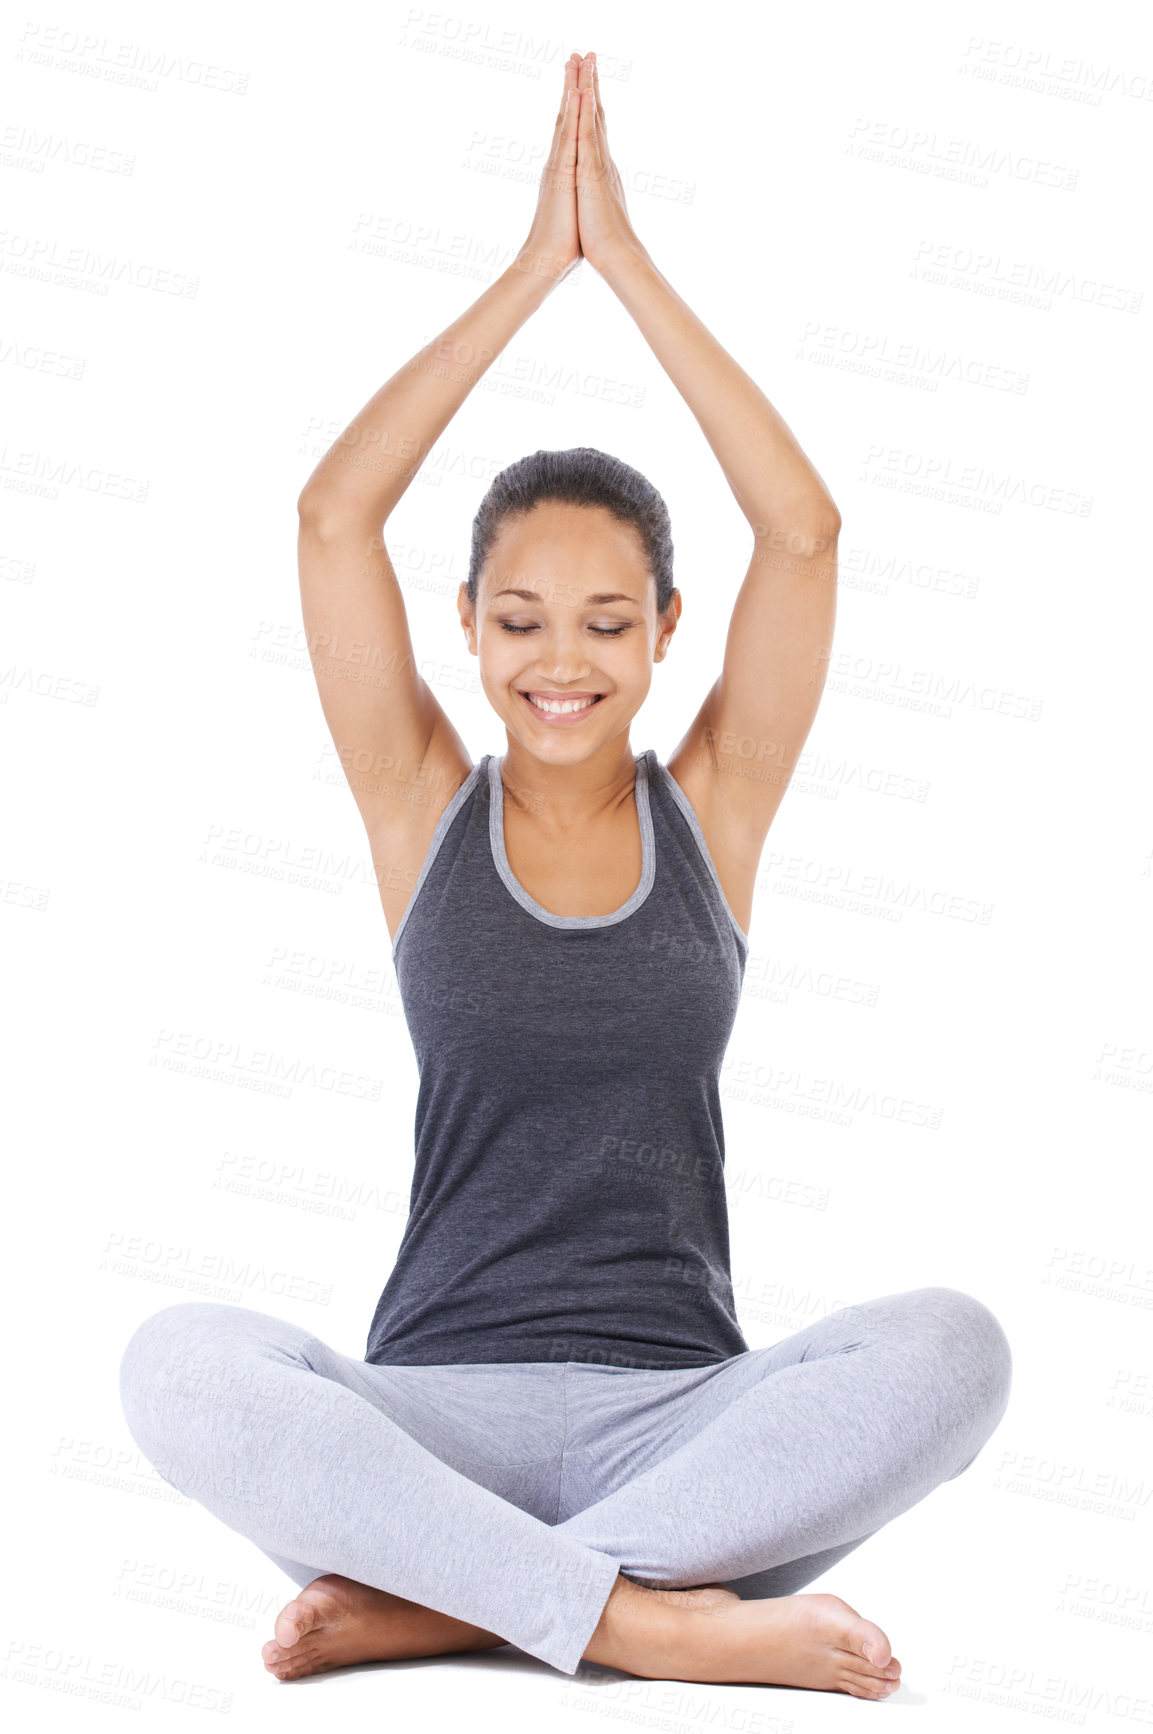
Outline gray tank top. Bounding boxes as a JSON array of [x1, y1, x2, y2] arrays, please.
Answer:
[[365, 747, 752, 1370]]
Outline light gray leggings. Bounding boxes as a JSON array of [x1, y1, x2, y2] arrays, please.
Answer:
[[117, 1285, 1011, 1676]]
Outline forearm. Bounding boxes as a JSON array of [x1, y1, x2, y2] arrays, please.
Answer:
[[297, 252, 571, 525], [599, 241, 840, 544]]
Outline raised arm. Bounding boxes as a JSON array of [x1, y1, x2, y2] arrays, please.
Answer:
[[573, 54, 840, 856], [296, 55, 585, 862]]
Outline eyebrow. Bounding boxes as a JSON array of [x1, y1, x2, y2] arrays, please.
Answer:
[[490, 588, 636, 606]]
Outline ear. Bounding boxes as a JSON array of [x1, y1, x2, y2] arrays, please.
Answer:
[[654, 591, 681, 663], [458, 581, 478, 653]]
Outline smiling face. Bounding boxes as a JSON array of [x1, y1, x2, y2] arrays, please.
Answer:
[[458, 500, 680, 760]]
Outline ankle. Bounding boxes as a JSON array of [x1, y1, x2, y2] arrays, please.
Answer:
[[582, 1574, 676, 1673]]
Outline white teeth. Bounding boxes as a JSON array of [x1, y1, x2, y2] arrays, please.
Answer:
[[527, 695, 598, 715]]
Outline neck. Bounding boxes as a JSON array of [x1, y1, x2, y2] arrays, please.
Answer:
[[499, 739, 639, 830]]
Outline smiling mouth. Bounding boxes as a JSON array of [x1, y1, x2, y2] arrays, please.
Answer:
[[520, 692, 605, 716]]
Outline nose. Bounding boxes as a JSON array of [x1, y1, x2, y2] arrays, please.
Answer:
[[528, 626, 595, 684]]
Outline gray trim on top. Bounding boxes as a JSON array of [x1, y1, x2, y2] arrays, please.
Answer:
[[488, 750, 656, 931], [654, 758, 750, 949], [390, 762, 483, 959]]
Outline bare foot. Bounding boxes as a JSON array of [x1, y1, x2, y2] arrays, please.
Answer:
[[583, 1575, 903, 1700], [261, 1574, 507, 1681], [262, 1575, 743, 1682]]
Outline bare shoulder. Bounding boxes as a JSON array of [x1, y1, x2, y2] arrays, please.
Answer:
[[664, 709, 785, 943], [366, 722, 475, 947]]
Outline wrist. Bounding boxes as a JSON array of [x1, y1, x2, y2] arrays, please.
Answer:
[[512, 240, 580, 288], [593, 233, 652, 286]]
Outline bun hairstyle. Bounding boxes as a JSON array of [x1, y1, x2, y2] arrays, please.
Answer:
[[467, 447, 675, 615]]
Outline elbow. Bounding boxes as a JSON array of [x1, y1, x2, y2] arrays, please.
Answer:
[[752, 498, 842, 558], [814, 498, 842, 544], [803, 503, 841, 563], [297, 486, 328, 526], [296, 488, 375, 543]]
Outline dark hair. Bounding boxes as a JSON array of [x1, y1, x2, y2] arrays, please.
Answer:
[[466, 447, 675, 616]]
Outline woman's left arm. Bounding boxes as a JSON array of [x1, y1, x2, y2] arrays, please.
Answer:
[[576, 54, 840, 845]]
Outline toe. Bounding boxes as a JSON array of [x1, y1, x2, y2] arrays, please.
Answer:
[[849, 1673, 897, 1700], [859, 1624, 893, 1669], [275, 1601, 307, 1648], [846, 1657, 901, 1699]]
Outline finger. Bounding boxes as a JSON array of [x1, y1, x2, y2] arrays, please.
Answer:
[[557, 84, 580, 171], [551, 54, 577, 135], [547, 92, 579, 182], [550, 66, 581, 170], [555, 57, 578, 125], [563, 62, 584, 132], [577, 62, 600, 161], [591, 53, 606, 127]]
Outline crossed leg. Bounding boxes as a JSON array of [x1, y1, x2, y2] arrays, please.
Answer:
[[118, 1303, 618, 1675], [557, 1285, 1012, 1588], [118, 1286, 1011, 1693]]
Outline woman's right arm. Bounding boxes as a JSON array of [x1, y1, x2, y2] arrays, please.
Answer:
[[297, 58, 584, 849]]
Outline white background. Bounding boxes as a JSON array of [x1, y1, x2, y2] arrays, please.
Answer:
[[4, 0, 1151, 1728]]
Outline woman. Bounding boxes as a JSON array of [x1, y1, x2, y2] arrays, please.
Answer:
[[118, 51, 1011, 1697]]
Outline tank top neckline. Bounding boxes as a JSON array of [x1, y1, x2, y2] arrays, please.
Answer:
[[486, 749, 657, 932]]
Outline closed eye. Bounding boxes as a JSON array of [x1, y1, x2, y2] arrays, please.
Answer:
[[499, 622, 631, 637]]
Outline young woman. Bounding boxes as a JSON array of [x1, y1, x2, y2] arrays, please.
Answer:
[[119, 51, 1012, 1698]]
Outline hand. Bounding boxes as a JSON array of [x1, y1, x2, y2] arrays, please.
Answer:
[[575, 52, 639, 273], [518, 54, 582, 281]]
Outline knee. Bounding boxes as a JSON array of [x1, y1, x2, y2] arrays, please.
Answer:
[[120, 1300, 231, 1381], [118, 1302, 247, 1439], [913, 1286, 1013, 1426]]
